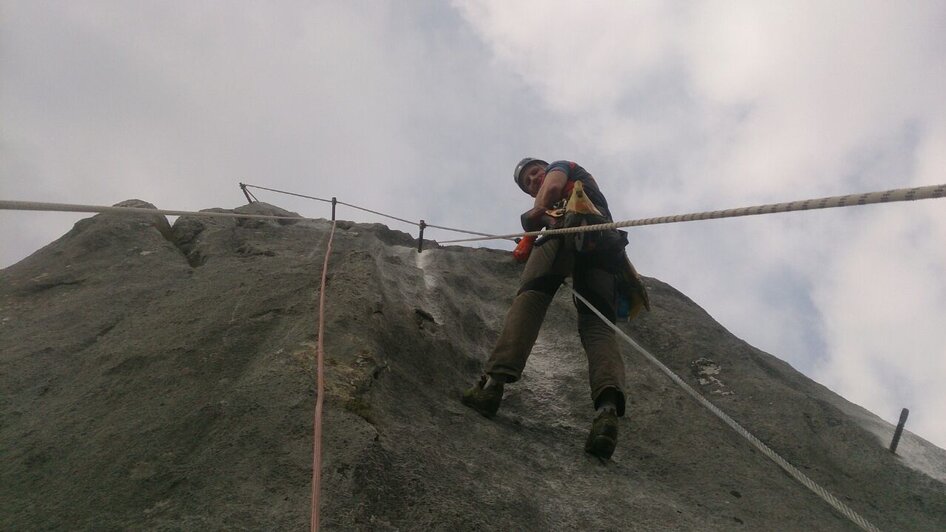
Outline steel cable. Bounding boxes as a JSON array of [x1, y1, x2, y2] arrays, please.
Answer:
[[0, 200, 324, 222], [333, 199, 419, 226], [423, 222, 508, 239], [243, 183, 515, 238], [243, 184, 334, 204]]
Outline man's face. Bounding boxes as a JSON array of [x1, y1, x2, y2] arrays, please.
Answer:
[[520, 163, 546, 197]]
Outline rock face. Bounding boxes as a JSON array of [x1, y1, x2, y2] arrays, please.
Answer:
[[1, 201, 944, 530]]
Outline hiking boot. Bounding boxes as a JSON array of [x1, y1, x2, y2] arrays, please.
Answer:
[[461, 376, 503, 418], [585, 409, 619, 459]]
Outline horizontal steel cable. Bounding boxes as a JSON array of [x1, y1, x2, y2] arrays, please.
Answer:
[[566, 284, 881, 532], [0, 200, 322, 222], [440, 183, 946, 244], [7, 182, 943, 247], [0, 198, 506, 241]]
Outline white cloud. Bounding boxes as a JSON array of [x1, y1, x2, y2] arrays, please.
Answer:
[[1, 2, 428, 215], [1, 1, 494, 260], [684, 1, 943, 199], [456, 1, 682, 114], [813, 205, 946, 444]]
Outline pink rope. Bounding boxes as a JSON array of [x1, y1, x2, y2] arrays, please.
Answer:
[[311, 220, 336, 531]]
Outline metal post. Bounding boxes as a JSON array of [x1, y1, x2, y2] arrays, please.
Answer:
[[418, 220, 426, 252], [239, 183, 253, 204], [331, 197, 337, 221], [889, 408, 909, 454]]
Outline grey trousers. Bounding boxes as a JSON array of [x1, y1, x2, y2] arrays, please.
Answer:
[[484, 237, 627, 415]]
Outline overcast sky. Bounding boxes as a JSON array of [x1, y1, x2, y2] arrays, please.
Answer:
[[2, 1, 944, 448]]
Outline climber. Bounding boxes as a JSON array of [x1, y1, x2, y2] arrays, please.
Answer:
[[462, 158, 649, 460]]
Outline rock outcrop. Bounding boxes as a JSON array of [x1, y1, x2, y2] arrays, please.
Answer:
[[1, 201, 944, 530]]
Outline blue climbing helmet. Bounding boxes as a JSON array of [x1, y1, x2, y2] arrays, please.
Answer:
[[513, 157, 548, 192]]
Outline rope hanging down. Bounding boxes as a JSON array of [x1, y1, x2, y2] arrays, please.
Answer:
[[566, 284, 881, 532], [311, 221, 337, 532], [440, 183, 946, 244]]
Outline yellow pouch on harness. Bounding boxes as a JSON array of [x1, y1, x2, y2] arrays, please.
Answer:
[[560, 182, 650, 320], [560, 181, 624, 254]]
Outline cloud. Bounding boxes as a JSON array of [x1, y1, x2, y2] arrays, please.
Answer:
[[456, 1, 683, 114], [0, 1, 523, 260], [813, 204, 946, 444]]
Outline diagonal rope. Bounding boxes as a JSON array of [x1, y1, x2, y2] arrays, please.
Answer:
[[440, 183, 946, 244], [311, 220, 337, 532], [565, 283, 881, 532]]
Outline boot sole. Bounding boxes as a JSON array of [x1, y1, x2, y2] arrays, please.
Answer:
[[586, 435, 617, 459], [460, 395, 498, 418]]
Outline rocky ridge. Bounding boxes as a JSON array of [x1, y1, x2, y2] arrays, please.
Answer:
[[1, 201, 944, 530]]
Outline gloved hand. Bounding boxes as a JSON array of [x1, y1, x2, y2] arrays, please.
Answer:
[[513, 236, 536, 263]]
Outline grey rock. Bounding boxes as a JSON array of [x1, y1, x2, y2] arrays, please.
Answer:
[[1, 201, 943, 531]]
